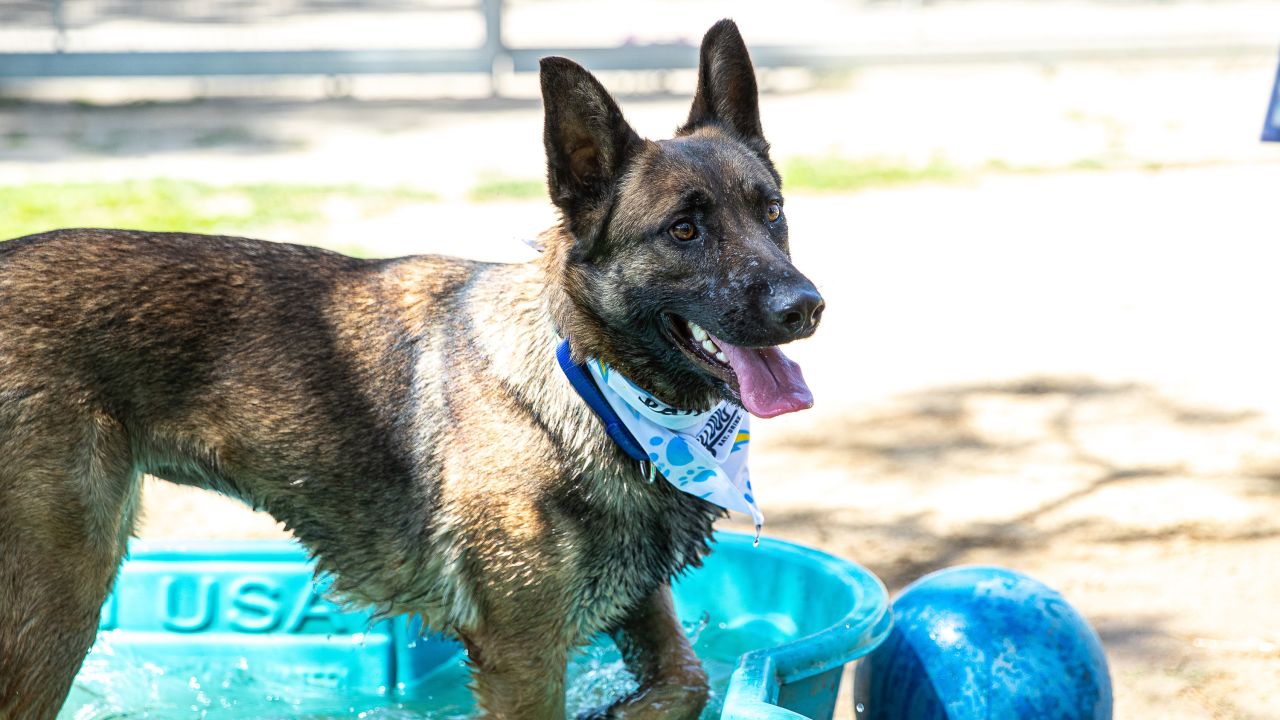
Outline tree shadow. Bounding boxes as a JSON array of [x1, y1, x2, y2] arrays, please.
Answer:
[[0, 91, 711, 161], [752, 376, 1280, 590]]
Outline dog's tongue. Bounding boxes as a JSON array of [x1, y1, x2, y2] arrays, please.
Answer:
[[712, 336, 814, 418]]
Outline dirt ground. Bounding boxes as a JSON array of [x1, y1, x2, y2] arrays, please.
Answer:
[[5, 42, 1280, 720]]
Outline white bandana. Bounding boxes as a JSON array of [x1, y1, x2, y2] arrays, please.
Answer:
[[585, 358, 763, 535]]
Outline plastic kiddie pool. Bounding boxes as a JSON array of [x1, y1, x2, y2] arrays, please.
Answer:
[[60, 532, 890, 719]]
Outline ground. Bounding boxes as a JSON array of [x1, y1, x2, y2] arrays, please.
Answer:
[[4, 41, 1280, 720]]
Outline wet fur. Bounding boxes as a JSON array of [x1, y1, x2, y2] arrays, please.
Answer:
[[0, 20, 815, 720]]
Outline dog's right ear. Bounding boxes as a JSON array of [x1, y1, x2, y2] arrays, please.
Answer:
[[541, 57, 642, 257]]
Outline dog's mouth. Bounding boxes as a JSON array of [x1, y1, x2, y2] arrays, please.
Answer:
[[662, 314, 814, 419]]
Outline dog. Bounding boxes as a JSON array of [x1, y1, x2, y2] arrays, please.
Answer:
[[0, 19, 823, 719]]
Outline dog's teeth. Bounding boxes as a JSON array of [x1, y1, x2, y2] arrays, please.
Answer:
[[688, 322, 708, 342], [715, 351, 728, 363], [701, 339, 718, 354]]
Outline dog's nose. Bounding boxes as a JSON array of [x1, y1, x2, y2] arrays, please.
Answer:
[[770, 281, 825, 338]]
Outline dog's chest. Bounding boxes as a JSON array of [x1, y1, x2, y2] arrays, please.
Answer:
[[554, 468, 719, 638]]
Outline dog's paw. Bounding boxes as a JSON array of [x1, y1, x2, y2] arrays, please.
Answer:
[[574, 679, 709, 720]]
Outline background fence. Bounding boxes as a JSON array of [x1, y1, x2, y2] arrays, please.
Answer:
[[2, 0, 1277, 89]]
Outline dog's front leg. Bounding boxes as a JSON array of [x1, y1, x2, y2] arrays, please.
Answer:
[[580, 583, 710, 720], [462, 625, 570, 720]]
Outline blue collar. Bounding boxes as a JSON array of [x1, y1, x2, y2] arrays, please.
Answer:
[[555, 338, 649, 462]]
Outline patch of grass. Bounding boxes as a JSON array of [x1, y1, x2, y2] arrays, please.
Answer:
[[781, 156, 961, 193], [780, 154, 1150, 193], [979, 157, 1118, 176], [1068, 157, 1108, 171], [468, 174, 546, 202], [0, 179, 436, 241], [193, 127, 256, 148], [982, 158, 1014, 173], [981, 158, 1056, 175]]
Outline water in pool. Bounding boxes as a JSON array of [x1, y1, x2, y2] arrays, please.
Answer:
[[58, 614, 792, 719]]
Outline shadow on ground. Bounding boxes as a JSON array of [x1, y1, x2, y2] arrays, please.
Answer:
[[746, 377, 1280, 589]]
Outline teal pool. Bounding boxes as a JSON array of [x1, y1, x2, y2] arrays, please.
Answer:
[[59, 532, 890, 719]]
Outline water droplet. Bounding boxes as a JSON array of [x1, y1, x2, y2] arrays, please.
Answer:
[[857, 702, 866, 713]]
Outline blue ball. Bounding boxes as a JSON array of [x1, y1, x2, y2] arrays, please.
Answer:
[[855, 566, 1112, 720]]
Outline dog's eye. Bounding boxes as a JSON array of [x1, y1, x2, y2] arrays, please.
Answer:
[[670, 220, 698, 242], [766, 202, 782, 224]]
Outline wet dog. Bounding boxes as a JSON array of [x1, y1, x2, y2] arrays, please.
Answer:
[[0, 19, 822, 719]]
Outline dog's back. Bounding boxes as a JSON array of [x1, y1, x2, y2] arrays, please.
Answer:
[[1, 229, 438, 503]]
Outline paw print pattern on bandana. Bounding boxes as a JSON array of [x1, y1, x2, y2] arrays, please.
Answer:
[[665, 437, 694, 466]]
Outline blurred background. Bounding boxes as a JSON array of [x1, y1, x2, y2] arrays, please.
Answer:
[[4, 1, 1280, 718]]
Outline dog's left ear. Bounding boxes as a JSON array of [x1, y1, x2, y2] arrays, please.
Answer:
[[678, 19, 768, 156], [541, 56, 643, 257]]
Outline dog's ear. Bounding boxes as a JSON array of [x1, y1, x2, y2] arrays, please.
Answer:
[[541, 56, 642, 257], [678, 19, 768, 155]]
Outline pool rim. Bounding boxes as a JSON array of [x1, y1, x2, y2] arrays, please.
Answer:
[[713, 532, 892, 719]]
